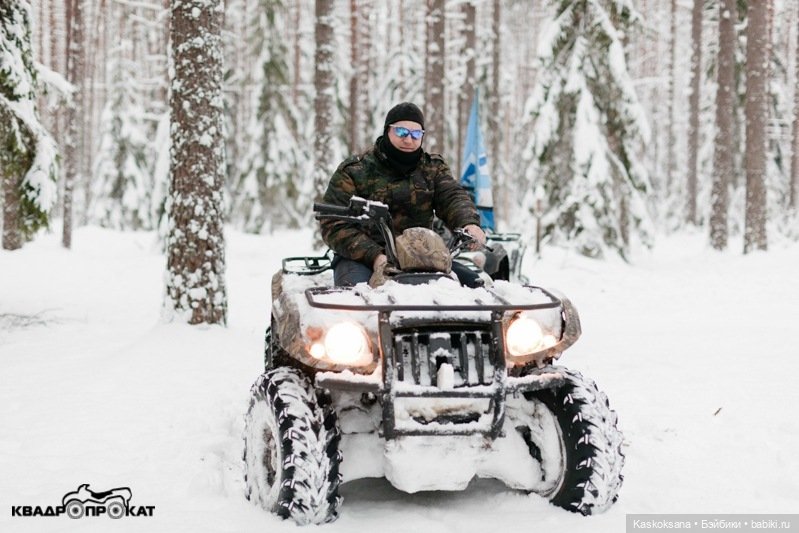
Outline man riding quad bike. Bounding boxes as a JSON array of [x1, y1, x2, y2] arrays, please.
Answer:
[[242, 196, 625, 525]]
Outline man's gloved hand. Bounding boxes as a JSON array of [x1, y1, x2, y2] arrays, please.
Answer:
[[462, 224, 486, 251], [369, 254, 399, 288]]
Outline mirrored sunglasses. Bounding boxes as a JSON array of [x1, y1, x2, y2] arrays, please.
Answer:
[[390, 125, 425, 140]]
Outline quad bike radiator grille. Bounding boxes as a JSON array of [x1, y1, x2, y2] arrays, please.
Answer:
[[391, 329, 496, 387]]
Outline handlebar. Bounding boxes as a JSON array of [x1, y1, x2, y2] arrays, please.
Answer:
[[313, 196, 388, 219], [313, 202, 352, 216], [449, 228, 494, 255], [314, 196, 399, 267]]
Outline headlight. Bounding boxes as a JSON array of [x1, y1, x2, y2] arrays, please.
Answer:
[[505, 315, 544, 356], [323, 322, 371, 366]]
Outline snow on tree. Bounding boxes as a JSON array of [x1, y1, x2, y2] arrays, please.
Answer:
[[22, 0, 795, 254], [232, 0, 310, 232], [522, 0, 653, 259], [165, 0, 228, 325], [692, 1, 722, 232], [1, 0, 58, 250], [90, 38, 153, 230], [763, 0, 798, 237], [353, 0, 425, 137]]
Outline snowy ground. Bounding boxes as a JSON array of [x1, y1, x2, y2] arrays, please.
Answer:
[[1, 226, 798, 533]]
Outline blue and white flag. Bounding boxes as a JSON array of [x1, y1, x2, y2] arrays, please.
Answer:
[[460, 90, 495, 231]]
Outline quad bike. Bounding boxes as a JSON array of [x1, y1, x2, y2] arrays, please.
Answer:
[[62, 484, 131, 519], [243, 197, 624, 525]]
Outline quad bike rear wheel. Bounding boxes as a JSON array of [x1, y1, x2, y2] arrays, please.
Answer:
[[513, 367, 625, 515], [243, 367, 342, 524], [65, 500, 84, 519]]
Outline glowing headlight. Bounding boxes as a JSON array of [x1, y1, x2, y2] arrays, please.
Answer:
[[323, 322, 371, 366], [506, 315, 544, 356], [309, 342, 326, 360]]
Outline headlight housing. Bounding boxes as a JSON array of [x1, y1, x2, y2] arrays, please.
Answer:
[[505, 313, 558, 357], [307, 321, 372, 367]]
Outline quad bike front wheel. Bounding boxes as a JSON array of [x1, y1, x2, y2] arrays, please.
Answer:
[[107, 499, 126, 519], [243, 367, 342, 525], [512, 366, 625, 515]]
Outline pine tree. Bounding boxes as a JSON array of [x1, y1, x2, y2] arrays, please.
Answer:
[[523, 0, 652, 259], [792, 6, 799, 210], [348, 0, 371, 153], [456, 0, 476, 176], [761, 0, 793, 234], [165, 0, 227, 325], [424, 0, 445, 154], [665, 0, 677, 195], [234, 0, 308, 232], [62, 0, 85, 249], [710, 0, 737, 250], [686, 0, 702, 225], [487, 0, 502, 223], [313, 0, 336, 203], [90, 37, 153, 230], [1, 0, 58, 250], [743, 0, 768, 252]]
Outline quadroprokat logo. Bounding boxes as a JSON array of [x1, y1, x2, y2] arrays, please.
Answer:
[[11, 484, 155, 519]]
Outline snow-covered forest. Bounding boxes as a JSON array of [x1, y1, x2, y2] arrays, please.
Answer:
[[4, 0, 798, 262], [3, 1, 799, 531]]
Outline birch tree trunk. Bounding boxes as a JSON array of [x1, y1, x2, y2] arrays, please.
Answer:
[[686, 0, 702, 225], [743, 0, 769, 252], [165, 0, 228, 325], [710, 0, 736, 250]]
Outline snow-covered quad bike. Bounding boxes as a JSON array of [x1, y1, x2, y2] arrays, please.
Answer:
[[243, 197, 624, 525]]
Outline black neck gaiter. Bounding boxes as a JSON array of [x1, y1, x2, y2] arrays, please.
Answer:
[[378, 135, 422, 174]]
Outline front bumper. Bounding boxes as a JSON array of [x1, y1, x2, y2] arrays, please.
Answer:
[[316, 365, 564, 439]]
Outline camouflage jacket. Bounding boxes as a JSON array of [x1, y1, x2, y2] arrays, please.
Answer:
[[320, 138, 480, 267]]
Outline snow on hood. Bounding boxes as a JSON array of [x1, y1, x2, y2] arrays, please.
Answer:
[[280, 273, 563, 340]]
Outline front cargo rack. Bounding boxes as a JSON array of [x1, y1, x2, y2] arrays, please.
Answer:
[[304, 284, 563, 312]]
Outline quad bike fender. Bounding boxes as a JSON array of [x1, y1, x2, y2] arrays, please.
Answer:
[[270, 270, 379, 373]]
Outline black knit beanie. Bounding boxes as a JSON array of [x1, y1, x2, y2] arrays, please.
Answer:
[[383, 102, 425, 134]]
